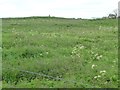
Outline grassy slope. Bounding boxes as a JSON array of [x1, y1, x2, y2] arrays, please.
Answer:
[[2, 17, 118, 88]]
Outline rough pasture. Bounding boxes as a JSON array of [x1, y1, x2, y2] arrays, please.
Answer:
[[2, 17, 118, 88]]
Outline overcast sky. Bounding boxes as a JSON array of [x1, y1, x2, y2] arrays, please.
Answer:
[[0, 0, 119, 19]]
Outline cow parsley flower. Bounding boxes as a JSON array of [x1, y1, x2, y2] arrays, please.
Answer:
[[94, 76, 97, 79], [94, 75, 101, 79], [100, 70, 106, 73], [40, 53, 43, 56], [96, 55, 102, 60], [91, 64, 97, 69], [46, 52, 49, 54], [100, 70, 106, 76], [79, 46, 85, 49]]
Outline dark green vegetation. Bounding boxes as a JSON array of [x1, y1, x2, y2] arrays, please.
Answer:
[[2, 17, 118, 88]]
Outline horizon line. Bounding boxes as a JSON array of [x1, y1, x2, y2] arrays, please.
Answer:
[[0, 15, 109, 19]]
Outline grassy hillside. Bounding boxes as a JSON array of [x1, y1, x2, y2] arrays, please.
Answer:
[[2, 17, 118, 88]]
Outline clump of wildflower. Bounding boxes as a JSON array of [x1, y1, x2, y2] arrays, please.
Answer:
[[100, 70, 106, 73], [96, 55, 102, 60], [79, 45, 85, 49], [93, 53, 103, 60], [40, 53, 43, 56], [71, 44, 85, 58], [95, 53, 98, 57], [91, 64, 97, 69], [76, 54, 80, 57], [113, 60, 116, 63], [94, 70, 106, 80], [94, 75, 101, 79], [46, 52, 49, 54], [91, 51, 94, 54], [72, 47, 77, 54], [100, 70, 106, 76]]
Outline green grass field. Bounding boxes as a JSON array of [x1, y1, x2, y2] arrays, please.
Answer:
[[2, 17, 118, 88]]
